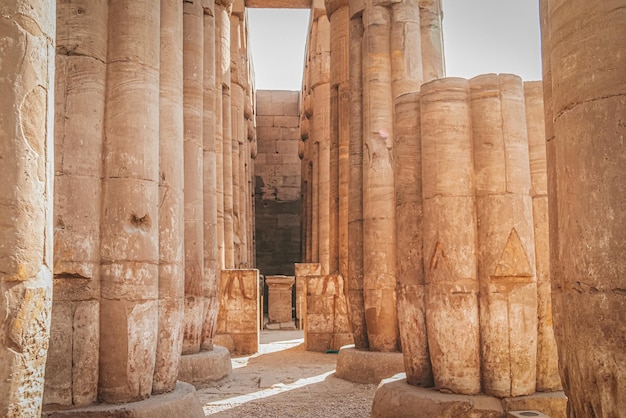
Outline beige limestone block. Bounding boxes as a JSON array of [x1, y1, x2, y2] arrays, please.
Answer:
[[418, 0, 445, 82], [99, 0, 160, 403], [362, 4, 399, 352], [182, 0, 205, 355], [421, 78, 481, 395], [201, 0, 220, 352], [470, 74, 537, 398], [47, 0, 105, 408], [524, 81, 561, 392], [347, 13, 369, 350], [266, 276, 295, 324], [295, 263, 321, 328], [543, 0, 626, 414], [215, 269, 260, 355], [153, 0, 185, 394], [394, 92, 433, 386]]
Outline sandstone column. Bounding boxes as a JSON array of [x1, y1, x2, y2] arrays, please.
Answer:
[[219, 0, 235, 268], [154, 0, 185, 393], [0, 1, 55, 415], [201, 0, 220, 352], [524, 80, 561, 392], [394, 92, 432, 386], [215, 2, 226, 269], [347, 6, 368, 349], [390, 0, 431, 386], [421, 78, 481, 395], [470, 74, 537, 398], [362, 4, 399, 352], [542, 1, 626, 414], [418, 0, 445, 82], [99, 0, 160, 402], [181, 0, 205, 355], [45, 0, 104, 408]]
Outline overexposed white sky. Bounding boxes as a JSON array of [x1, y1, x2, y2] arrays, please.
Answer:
[[247, 1, 542, 91]]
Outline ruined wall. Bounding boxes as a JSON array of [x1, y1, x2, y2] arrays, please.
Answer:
[[255, 90, 302, 276]]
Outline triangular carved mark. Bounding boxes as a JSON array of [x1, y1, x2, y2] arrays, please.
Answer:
[[493, 228, 533, 277], [429, 241, 457, 281]]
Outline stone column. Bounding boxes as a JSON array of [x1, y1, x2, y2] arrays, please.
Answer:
[[219, 1, 235, 269], [154, 0, 185, 393], [201, 0, 220, 352], [524, 81, 561, 392], [0, 1, 54, 415], [347, 7, 368, 350], [45, 0, 104, 408], [390, 0, 431, 386], [99, 0, 160, 402], [215, 2, 226, 269], [230, 10, 244, 267], [394, 92, 433, 386], [470, 74, 537, 398], [181, 0, 205, 356], [421, 78, 481, 395], [542, 1, 626, 415], [362, 4, 399, 352], [418, 0, 445, 82]]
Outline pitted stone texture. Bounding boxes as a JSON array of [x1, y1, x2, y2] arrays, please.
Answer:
[[42, 382, 204, 418], [335, 347, 404, 385], [371, 374, 567, 418], [178, 346, 232, 387]]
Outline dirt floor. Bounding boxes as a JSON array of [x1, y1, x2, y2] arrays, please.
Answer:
[[197, 330, 378, 417]]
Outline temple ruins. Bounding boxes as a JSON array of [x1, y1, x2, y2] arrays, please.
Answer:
[[0, 0, 624, 417]]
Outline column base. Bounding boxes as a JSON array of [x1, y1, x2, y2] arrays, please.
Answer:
[[335, 346, 405, 384], [178, 345, 232, 387], [371, 373, 567, 418], [42, 382, 205, 418]]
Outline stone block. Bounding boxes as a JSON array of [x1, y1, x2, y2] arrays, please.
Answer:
[[265, 275, 295, 324], [215, 269, 260, 355], [178, 346, 232, 387], [507, 412, 549, 418], [335, 347, 405, 384]]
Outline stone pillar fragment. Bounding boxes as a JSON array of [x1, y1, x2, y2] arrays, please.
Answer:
[[99, 0, 160, 402], [362, 4, 399, 352], [153, 0, 185, 394], [470, 74, 537, 398], [215, 269, 260, 355], [201, 0, 220, 352], [0, 1, 55, 416], [266, 276, 295, 328], [421, 78, 481, 395], [295, 263, 322, 330], [305, 274, 353, 352], [541, 0, 626, 414], [347, 10, 368, 350], [394, 92, 433, 386], [182, 0, 205, 355], [46, 0, 104, 408], [524, 81, 561, 392], [215, 2, 226, 270]]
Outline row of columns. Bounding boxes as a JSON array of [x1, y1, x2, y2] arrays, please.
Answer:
[[0, 0, 257, 415]]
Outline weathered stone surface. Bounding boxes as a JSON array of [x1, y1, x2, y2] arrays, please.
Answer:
[[215, 269, 259, 355], [335, 347, 404, 384], [41, 382, 205, 418], [305, 274, 353, 351], [421, 78, 481, 396], [177, 346, 232, 387], [541, 0, 626, 415], [265, 275, 295, 324]]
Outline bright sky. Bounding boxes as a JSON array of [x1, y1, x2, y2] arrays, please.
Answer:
[[247, 1, 542, 91]]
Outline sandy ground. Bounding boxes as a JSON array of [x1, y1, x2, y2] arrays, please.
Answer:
[[198, 330, 377, 417]]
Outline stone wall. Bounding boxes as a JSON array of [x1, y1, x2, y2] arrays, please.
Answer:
[[255, 90, 302, 276]]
